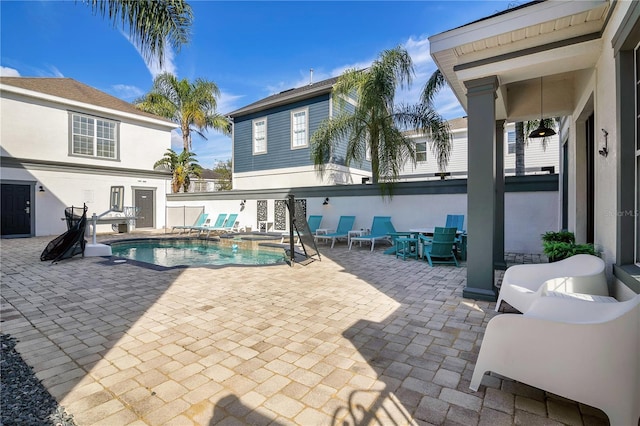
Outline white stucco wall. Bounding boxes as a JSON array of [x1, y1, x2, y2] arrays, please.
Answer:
[[167, 190, 558, 254], [1, 166, 170, 236], [0, 93, 172, 170]]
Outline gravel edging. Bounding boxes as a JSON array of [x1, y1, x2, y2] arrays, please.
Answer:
[[1, 334, 76, 426]]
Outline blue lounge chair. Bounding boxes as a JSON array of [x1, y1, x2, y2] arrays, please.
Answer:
[[421, 226, 459, 267], [190, 213, 227, 236], [202, 213, 239, 237], [172, 212, 208, 234], [348, 216, 392, 251], [282, 215, 323, 243], [314, 216, 355, 248]]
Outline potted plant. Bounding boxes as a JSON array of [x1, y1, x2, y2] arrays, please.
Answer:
[[542, 231, 597, 262]]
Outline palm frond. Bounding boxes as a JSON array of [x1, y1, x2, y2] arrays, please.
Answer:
[[83, 0, 193, 67]]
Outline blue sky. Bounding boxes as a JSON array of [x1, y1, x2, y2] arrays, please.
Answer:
[[1, 1, 515, 168]]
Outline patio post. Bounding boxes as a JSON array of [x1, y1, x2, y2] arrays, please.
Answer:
[[463, 76, 499, 301], [494, 119, 507, 270]]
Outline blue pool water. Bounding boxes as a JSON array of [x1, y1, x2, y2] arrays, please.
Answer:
[[110, 239, 286, 267]]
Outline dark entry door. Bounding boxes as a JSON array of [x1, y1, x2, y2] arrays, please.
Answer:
[[134, 189, 154, 228], [1, 184, 32, 236], [586, 114, 595, 244]]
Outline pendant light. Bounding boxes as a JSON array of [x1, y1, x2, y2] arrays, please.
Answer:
[[529, 77, 556, 139]]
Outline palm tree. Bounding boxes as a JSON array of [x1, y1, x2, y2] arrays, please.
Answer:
[[81, 0, 193, 67], [154, 148, 202, 193], [310, 47, 451, 191], [135, 72, 231, 151]]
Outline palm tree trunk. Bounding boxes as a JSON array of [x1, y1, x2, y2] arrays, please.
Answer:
[[515, 121, 525, 176]]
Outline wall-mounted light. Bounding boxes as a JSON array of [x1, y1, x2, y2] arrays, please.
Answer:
[[240, 200, 246, 207], [38, 185, 45, 193], [322, 197, 330, 205], [599, 129, 609, 157]]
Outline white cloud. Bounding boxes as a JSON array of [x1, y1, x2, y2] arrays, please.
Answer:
[[112, 84, 144, 101], [122, 30, 176, 78], [217, 90, 244, 116], [143, 44, 176, 78], [47, 65, 65, 78], [171, 130, 183, 150], [0, 66, 20, 77]]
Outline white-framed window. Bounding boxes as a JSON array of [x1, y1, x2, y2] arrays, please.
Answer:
[[507, 131, 516, 154], [416, 141, 427, 162], [291, 108, 308, 149], [192, 180, 208, 192], [70, 112, 118, 159], [253, 117, 267, 154]]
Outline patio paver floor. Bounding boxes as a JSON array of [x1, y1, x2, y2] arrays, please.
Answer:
[[0, 234, 609, 425]]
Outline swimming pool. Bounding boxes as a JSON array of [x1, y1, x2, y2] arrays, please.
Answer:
[[109, 238, 286, 267]]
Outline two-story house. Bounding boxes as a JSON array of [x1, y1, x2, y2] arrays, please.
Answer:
[[400, 117, 559, 181], [228, 76, 370, 190], [0, 77, 176, 237], [229, 76, 559, 190]]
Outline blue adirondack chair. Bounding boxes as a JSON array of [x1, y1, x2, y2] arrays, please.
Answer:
[[422, 226, 459, 267], [315, 216, 356, 248]]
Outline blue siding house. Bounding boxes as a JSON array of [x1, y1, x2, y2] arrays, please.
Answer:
[[228, 76, 370, 190]]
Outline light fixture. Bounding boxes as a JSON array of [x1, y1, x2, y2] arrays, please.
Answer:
[[528, 77, 556, 139], [38, 185, 45, 192], [240, 200, 246, 207], [322, 197, 329, 205], [599, 129, 609, 157]]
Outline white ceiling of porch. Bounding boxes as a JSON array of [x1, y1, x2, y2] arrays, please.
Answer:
[[430, 0, 610, 121]]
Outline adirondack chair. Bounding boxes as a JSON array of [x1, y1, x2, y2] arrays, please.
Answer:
[[420, 226, 458, 267]]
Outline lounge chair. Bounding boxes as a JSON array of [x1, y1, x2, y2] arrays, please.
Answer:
[[348, 216, 392, 251], [189, 213, 227, 236], [201, 213, 239, 237], [282, 215, 323, 243], [470, 294, 640, 426], [495, 254, 607, 313], [314, 216, 355, 248], [420, 226, 458, 267], [172, 212, 208, 234]]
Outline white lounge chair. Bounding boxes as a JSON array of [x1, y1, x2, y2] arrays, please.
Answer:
[[471, 294, 640, 426], [495, 254, 607, 313]]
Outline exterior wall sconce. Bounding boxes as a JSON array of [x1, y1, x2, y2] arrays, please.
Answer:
[[38, 185, 45, 192], [240, 200, 246, 207], [599, 129, 609, 157], [322, 197, 329, 205]]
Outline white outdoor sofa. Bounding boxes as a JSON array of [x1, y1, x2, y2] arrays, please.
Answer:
[[495, 254, 608, 313], [471, 294, 640, 426]]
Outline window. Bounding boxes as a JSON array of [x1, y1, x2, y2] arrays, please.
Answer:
[[192, 180, 208, 192], [253, 118, 267, 154], [416, 142, 427, 162], [291, 108, 308, 148], [70, 113, 118, 159], [507, 131, 516, 154]]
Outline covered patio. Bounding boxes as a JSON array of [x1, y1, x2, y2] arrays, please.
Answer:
[[0, 235, 608, 425]]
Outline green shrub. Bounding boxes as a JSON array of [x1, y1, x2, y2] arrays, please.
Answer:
[[541, 231, 597, 262]]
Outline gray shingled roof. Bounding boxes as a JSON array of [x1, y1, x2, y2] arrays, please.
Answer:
[[228, 76, 339, 118], [0, 77, 173, 125]]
